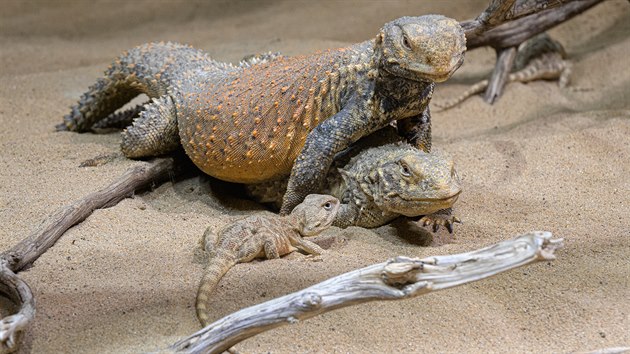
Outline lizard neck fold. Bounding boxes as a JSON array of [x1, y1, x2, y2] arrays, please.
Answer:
[[373, 69, 434, 120]]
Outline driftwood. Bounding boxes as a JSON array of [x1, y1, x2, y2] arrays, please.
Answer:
[[0, 158, 179, 353], [0, 261, 34, 353], [171, 231, 563, 354], [460, 0, 605, 104]]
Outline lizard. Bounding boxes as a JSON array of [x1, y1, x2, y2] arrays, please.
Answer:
[[435, 33, 571, 111], [247, 127, 462, 232], [195, 194, 339, 326], [58, 15, 466, 214]]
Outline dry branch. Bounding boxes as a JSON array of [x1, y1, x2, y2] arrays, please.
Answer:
[[460, 0, 584, 39], [460, 0, 605, 104], [460, 0, 518, 38], [0, 157, 180, 353], [171, 231, 563, 354], [484, 46, 517, 104], [465, 0, 604, 50], [0, 261, 34, 353]]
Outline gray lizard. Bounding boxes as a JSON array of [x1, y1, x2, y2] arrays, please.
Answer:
[[248, 128, 462, 232], [58, 15, 466, 214]]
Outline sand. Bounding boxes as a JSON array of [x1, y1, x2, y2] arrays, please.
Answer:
[[1, 0, 628, 353]]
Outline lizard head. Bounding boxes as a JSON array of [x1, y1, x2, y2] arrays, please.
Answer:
[[292, 194, 340, 236], [371, 147, 462, 217], [376, 15, 466, 83]]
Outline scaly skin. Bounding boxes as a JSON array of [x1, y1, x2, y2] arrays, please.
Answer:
[[436, 33, 571, 111], [60, 15, 466, 214], [248, 128, 462, 230], [195, 194, 339, 326]]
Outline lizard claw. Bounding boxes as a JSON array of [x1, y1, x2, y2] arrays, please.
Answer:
[[419, 214, 462, 234]]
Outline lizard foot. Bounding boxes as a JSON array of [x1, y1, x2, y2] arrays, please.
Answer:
[[79, 152, 120, 167], [418, 214, 461, 233], [0, 313, 28, 353], [302, 254, 324, 262]]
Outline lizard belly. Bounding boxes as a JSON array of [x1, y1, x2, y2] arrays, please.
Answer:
[[177, 88, 319, 183], [176, 52, 344, 183], [184, 124, 310, 183]]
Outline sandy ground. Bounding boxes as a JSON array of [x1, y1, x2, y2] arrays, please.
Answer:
[[1, 0, 629, 353]]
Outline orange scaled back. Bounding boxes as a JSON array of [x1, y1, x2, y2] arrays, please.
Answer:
[[178, 48, 358, 183]]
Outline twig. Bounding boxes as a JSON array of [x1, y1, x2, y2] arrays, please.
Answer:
[[171, 231, 563, 354], [2, 158, 178, 272], [0, 157, 179, 353], [460, 0, 605, 105], [460, 0, 518, 38], [0, 261, 34, 354], [465, 0, 605, 50], [484, 46, 517, 104]]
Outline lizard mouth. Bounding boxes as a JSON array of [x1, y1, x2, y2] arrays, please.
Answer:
[[383, 56, 464, 83], [384, 190, 461, 216], [392, 190, 461, 203], [383, 64, 434, 82]]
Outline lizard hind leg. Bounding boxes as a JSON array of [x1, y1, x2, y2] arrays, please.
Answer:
[[120, 95, 180, 158]]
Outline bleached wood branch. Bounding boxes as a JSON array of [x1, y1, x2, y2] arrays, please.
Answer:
[[0, 261, 34, 354], [171, 231, 563, 354], [0, 157, 179, 353]]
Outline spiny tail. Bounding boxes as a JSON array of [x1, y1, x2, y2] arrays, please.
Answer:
[[508, 54, 569, 87], [196, 255, 237, 327], [59, 42, 210, 132], [434, 79, 489, 111]]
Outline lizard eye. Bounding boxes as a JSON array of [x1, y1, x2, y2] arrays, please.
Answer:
[[402, 34, 412, 50], [400, 163, 411, 177], [323, 202, 332, 210]]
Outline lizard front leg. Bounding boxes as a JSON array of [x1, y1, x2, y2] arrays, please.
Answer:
[[397, 105, 432, 153], [331, 203, 361, 228], [280, 95, 377, 214]]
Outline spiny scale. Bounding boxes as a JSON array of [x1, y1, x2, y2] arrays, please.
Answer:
[[178, 44, 373, 183]]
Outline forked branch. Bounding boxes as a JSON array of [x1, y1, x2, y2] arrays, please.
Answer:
[[460, 0, 605, 104], [465, 0, 604, 50], [171, 231, 563, 354], [0, 157, 180, 353]]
